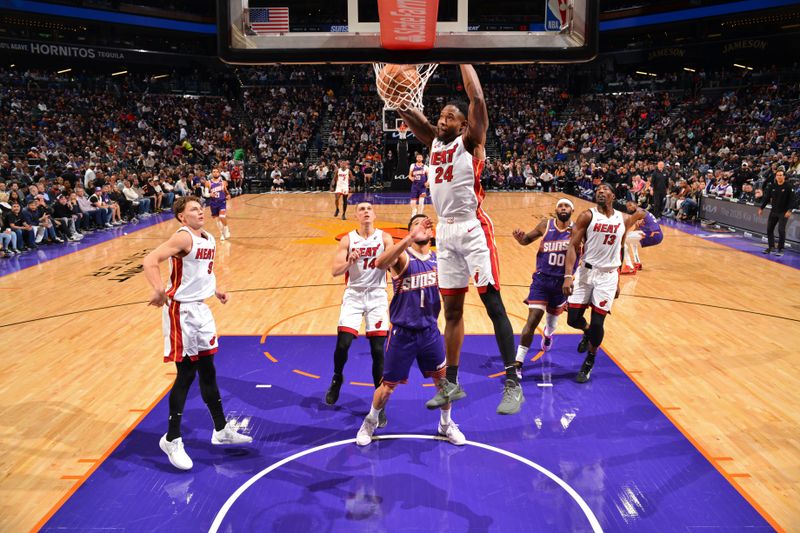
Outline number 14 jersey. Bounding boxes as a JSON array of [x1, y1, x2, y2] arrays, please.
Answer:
[[345, 229, 387, 289]]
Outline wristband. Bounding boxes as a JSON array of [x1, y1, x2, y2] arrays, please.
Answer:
[[564, 274, 573, 279]]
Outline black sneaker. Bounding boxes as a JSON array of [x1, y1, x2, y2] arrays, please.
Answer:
[[762, 248, 772, 255], [773, 250, 784, 257], [576, 354, 596, 383], [577, 332, 590, 353], [378, 408, 388, 428], [325, 375, 343, 405]]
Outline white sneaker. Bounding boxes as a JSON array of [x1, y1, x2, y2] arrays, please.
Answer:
[[223, 227, 230, 239], [438, 421, 466, 446], [541, 334, 554, 352], [211, 422, 253, 445], [219, 233, 226, 241], [159, 434, 193, 470], [356, 417, 378, 446]]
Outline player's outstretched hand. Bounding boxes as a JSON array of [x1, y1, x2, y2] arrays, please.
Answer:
[[348, 249, 361, 264], [148, 289, 167, 307], [409, 217, 433, 241], [512, 228, 526, 244], [562, 278, 573, 296], [216, 290, 230, 304]]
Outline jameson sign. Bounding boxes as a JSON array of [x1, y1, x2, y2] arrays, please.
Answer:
[[0, 38, 212, 65], [722, 39, 768, 54]]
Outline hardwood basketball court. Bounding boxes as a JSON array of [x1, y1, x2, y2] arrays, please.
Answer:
[[1, 191, 798, 531]]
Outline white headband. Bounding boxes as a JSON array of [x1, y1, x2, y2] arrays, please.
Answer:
[[556, 198, 574, 209]]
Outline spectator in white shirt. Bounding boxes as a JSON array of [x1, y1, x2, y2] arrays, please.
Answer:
[[83, 163, 96, 189]]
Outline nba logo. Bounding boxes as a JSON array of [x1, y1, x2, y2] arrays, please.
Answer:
[[545, 0, 569, 31]]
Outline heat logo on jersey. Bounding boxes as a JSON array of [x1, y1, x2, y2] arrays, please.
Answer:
[[593, 223, 622, 234], [195, 248, 216, 260], [396, 271, 437, 293], [355, 245, 381, 258], [430, 146, 457, 183]]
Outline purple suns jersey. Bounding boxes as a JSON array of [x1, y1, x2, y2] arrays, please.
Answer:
[[410, 163, 427, 184], [640, 211, 661, 235], [209, 180, 226, 206], [536, 219, 575, 277], [390, 250, 440, 330]]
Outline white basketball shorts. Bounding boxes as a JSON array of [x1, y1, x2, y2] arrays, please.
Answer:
[[567, 264, 619, 315], [338, 287, 389, 337], [436, 214, 500, 295], [162, 300, 218, 363]]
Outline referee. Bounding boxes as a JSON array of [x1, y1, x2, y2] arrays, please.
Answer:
[[758, 169, 794, 257]]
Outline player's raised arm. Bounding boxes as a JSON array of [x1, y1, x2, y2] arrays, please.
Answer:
[[398, 108, 436, 147], [375, 217, 432, 276], [563, 210, 591, 295], [513, 219, 548, 246], [332, 234, 358, 277], [460, 65, 488, 153], [624, 207, 647, 229], [143, 231, 193, 306]]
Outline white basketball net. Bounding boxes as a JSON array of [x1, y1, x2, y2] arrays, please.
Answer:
[[372, 63, 438, 112]]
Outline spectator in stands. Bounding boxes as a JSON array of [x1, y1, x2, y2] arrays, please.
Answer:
[[23, 199, 60, 244], [0, 213, 21, 256], [4, 202, 34, 250], [539, 167, 555, 192], [52, 194, 83, 241]]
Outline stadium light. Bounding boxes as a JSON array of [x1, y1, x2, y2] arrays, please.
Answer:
[[57, 68, 72, 74], [683, 67, 695, 72], [153, 74, 169, 80], [112, 70, 128, 76], [733, 63, 753, 70]]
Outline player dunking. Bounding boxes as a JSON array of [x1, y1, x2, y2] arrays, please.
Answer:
[[206, 168, 230, 241], [326, 202, 392, 427], [563, 184, 646, 383], [399, 65, 523, 415], [143, 196, 251, 471], [355, 214, 466, 446], [512, 199, 576, 377], [621, 200, 663, 274], [332, 160, 354, 220], [408, 153, 429, 217]]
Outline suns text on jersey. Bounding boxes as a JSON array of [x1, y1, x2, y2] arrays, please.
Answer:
[[397, 271, 437, 293]]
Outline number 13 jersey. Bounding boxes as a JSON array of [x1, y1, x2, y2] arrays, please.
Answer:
[[583, 208, 625, 269], [429, 135, 485, 219], [346, 229, 387, 289]]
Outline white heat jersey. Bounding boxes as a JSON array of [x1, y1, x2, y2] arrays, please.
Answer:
[[166, 227, 217, 302], [583, 207, 626, 269], [345, 229, 387, 289], [336, 168, 350, 193], [429, 135, 485, 219]]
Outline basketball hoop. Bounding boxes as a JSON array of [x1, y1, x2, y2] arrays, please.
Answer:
[[372, 63, 438, 112]]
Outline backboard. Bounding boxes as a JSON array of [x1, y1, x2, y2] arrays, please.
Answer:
[[218, 0, 598, 64]]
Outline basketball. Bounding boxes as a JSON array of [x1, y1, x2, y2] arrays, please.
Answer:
[[376, 64, 421, 109]]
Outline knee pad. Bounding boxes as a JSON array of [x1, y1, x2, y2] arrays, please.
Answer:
[[567, 306, 586, 329], [588, 311, 606, 347], [336, 331, 355, 352]]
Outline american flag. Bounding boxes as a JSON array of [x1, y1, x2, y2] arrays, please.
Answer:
[[249, 7, 289, 34]]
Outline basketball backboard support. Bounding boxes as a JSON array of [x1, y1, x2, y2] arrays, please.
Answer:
[[218, 0, 598, 65]]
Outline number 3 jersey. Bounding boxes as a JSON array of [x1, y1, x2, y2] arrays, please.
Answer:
[[583, 207, 625, 269], [429, 135, 485, 219], [166, 226, 216, 302], [536, 219, 577, 277], [345, 229, 387, 289]]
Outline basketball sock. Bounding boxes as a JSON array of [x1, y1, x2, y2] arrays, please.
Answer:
[[440, 407, 452, 425], [411, 207, 417, 216], [505, 365, 519, 383], [515, 345, 529, 364], [342, 196, 348, 216], [333, 331, 355, 375], [632, 243, 641, 263], [367, 405, 382, 422], [544, 313, 558, 336], [418, 203, 424, 214], [197, 357, 227, 432], [167, 359, 198, 440], [368, 336, 385, 388], [446, 365, 459, 384]]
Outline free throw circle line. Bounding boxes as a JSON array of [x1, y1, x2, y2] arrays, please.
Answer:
[[208, 434, 603, 533]]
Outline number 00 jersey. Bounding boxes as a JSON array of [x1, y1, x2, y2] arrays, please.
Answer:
[[429, 135, 485, 219], [583, 208, 625, 269], [536, 219, 576, 277], [166, 226, 217, 302], [345, 229, 387, 289]]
